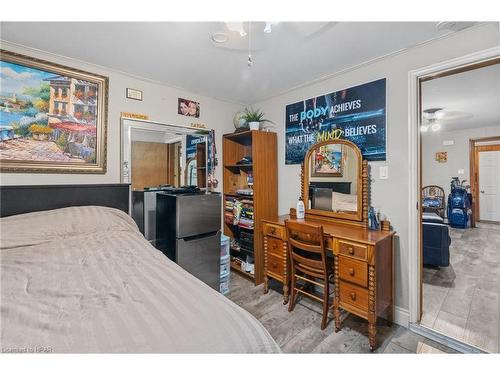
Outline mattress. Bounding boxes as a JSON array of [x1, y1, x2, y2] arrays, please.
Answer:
[[0, 206, 279, 353]]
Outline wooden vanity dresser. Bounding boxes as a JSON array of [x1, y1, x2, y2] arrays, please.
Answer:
[[262, 139, 395, 351]]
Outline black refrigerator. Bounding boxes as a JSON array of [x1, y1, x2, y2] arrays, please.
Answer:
[[156, 192, 221, 290]]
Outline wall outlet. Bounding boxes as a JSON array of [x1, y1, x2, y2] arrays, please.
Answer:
[[379, 166, 389, 180]]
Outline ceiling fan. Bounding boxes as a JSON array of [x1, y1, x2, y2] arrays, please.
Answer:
[[421, 107, 473, 132]]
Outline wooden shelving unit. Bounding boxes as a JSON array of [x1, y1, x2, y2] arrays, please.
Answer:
[[223, 130, 278, 285], [195, 143, 206, 188]]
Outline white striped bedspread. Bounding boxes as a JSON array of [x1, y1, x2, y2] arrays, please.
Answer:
[[0, 206, 279, 353]]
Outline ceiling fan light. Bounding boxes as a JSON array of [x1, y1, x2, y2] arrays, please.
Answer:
[[420, 124, 429, 132], [431, 122, 441, 131]]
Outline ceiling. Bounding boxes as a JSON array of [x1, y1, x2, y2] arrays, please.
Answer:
[[422, 62, 500, 133], [0, 22, 480, 104]]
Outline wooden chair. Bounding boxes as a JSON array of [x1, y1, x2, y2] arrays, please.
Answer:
[[422, 185, 446, 218], [285, 220, 333, 330]]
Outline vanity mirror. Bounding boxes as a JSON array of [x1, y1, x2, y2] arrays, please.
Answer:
[[301, 139, 368, 224]]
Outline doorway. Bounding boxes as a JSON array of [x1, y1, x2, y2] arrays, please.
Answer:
[[470, 140, 500, 224], [408, 47, 500, 353]]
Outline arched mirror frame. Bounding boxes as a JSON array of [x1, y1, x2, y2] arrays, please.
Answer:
[[300, 139, 369, 226]]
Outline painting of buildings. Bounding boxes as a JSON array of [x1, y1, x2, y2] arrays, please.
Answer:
[[0, 50, 107, 173]]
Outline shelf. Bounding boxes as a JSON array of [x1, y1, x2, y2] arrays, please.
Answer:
[[224, 192, 254, 199], [224, 164, 253, 169], [223, 130, 254, 145], [225, 222, 254, 231], [230, 259, 255, 280]]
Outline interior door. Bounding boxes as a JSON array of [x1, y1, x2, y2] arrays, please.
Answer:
[[131, 141, 169, 190], [479, 149, 500, 222]]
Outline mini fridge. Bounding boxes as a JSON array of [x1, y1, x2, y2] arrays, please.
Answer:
[[156, 192, 222, 290]]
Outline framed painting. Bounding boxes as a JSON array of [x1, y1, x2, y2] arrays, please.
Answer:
[[435, 151, 447, 163], [311, 143, 343, 177], [0, 50, 108, 173], [178, 97, 200, 118]]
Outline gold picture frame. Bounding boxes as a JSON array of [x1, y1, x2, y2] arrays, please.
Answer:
[[0, 50, 108, 173]]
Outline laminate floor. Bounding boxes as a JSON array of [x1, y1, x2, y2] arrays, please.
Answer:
[[422, 222, 500, 353], [227, 273, 457, 354]]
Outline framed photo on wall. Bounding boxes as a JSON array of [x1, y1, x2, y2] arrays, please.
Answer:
[[178, 97, 200, 118], [435, 151, 447, 163], [0, 50, 108, 173]]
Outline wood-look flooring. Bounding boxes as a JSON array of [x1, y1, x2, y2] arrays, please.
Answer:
[[228, 273, 457, 353], [422, 222, 500, 353]]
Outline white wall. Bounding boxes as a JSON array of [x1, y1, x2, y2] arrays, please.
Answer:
[[0, 40, 240, 191], [252, 23, 500, 313], [422, 125, 500, 197]]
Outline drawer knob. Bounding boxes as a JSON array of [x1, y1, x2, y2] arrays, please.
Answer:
[[348, 268, 355, 276], [348, 247, 355, 255], [272, 262, 277, 268], [270, 227, 276, 234], [272, 244, 277, 250], [350, 292, 356, 301]]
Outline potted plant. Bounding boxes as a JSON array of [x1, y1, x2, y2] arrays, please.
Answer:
[[242, 107, 273, 130]]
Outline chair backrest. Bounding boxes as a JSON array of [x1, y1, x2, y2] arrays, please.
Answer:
[[422, 185, 445, 200], [285, 220, 327, 275]]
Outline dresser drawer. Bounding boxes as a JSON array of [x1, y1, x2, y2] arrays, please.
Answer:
[[339, 256, 368, 287], [338, 240, 367, 260], [266, 236, 285, 258], [267, 254, 284, 277], [263, 223, 284, 239], [339, 281, 369, 312]]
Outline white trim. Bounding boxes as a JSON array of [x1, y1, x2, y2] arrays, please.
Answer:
[[407, 46, 500, 324], [394, 306, 409, 327], [409, 323, 487, 353]]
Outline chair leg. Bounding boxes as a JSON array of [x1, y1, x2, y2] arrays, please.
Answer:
[[321, 277, 329, 330], [288, 274, 297, 312]]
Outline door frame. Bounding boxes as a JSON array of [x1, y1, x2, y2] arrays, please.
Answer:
[[471, 140, 500, 224], [408, 46, 500, 324]]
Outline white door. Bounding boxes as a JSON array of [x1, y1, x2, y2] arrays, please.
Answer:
[[479, 150, 500, 222]]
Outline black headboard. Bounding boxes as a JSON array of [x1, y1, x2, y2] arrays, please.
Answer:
[[309, 181, 352, 194], [0, 184, 130, 218]]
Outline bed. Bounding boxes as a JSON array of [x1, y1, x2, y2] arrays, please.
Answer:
[[0, 185, 279, 353]]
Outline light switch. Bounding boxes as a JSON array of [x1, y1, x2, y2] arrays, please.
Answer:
[[379, 166, 388, 180], [443, 140, 454, 146], [458, 169, 465, 175]]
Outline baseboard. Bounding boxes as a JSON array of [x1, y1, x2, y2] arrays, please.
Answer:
[[394, 306, 409, 327], [408, 323, 486, 353]]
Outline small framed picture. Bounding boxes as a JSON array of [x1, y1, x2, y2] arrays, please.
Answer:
[[178, 98, 200, 118], [126, 88, 143, 101], [435, 151, 447, 163]]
